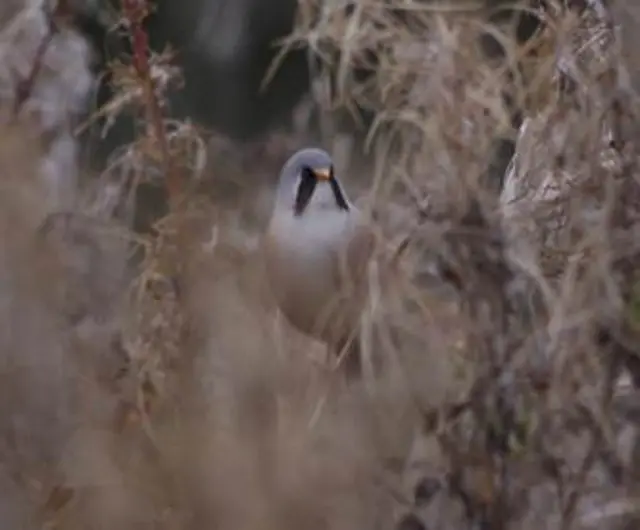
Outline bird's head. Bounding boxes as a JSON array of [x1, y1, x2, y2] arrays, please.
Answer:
[[276, 148, 351, 217]]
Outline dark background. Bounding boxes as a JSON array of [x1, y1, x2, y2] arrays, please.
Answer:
[[76, 0, 542, 178]]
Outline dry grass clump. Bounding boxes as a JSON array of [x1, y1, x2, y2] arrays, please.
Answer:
[[2, 0, 640, 530], [0, 2, 420, 530], [285, 0, 640, 528]]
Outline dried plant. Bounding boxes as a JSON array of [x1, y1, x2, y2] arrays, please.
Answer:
[[1, 1, 640, 530]]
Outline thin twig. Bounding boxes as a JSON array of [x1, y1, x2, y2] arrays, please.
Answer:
[[121, 0, 181, 204], [13, 0, 73, 116]]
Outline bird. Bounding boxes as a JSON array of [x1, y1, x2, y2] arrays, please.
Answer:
[[263, 147, 376, 379]]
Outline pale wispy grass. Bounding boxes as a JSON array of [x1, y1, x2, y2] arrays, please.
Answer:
[[1, 1, 640, 530]]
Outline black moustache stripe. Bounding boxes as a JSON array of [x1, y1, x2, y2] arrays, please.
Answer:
[[294, 167, 316, 216], [330, 176, 349, 212]]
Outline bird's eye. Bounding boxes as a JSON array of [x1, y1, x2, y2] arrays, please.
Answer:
[[294, 166, 317, 216]]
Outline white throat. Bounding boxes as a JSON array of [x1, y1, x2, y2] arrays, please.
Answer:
[[301, 180, 344, 212], [270, 177, 356, 261], [277, 207, 351, 249]]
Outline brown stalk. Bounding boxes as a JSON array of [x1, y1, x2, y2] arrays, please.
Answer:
[[121, 0, 182, 205], [13, 0, 73, 116]]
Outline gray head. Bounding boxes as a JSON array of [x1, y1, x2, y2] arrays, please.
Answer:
[[275, 147, 351, 216]]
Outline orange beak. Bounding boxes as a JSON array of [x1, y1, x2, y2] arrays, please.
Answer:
[[313, 167, 331, 181]]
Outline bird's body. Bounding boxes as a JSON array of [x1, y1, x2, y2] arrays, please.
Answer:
[[266, 200, 365, 340], [264, 148, 374, 378]]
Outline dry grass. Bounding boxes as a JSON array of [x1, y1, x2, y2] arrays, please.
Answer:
[[1, 0, 640, 529]]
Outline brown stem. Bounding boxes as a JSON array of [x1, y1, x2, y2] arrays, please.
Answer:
[[12, 0, 74, 116], [121, 0, 181, 204]]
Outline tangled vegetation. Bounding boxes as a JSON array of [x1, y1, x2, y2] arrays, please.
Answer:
[[1, 1, 640, 529]]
